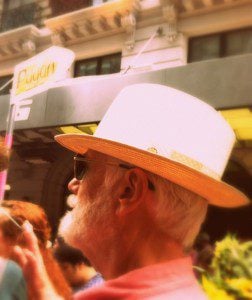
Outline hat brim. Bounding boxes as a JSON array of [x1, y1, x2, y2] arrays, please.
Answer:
[[55, 133, 250, 208]]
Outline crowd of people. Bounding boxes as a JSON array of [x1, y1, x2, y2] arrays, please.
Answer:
[[0, 83, 250, 299]]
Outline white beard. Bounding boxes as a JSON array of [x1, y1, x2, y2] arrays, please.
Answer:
[[58, 188, 117, 260]]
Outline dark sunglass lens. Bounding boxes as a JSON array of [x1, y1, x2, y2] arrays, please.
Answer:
[[74, 160, 88, 180]]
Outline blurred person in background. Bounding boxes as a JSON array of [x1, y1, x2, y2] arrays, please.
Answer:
[[0, 139, 27, 299], [191, 232, 214, 279], [194, 232, 214, 273], [53, 238, 104, 293], [0, 200, 72, 299], [0, 254, 27, 300]]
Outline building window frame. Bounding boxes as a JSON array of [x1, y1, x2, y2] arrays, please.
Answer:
[[0, 0, 38, 33], [50, 0, 111, 17], [188, 26, 252, 63], [74, 53, 121, 77]]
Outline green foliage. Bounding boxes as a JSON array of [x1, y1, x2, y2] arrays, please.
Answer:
[[201, 234, 252, 299]]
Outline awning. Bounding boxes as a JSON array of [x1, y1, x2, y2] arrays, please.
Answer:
[[0, 53, 252, 132]]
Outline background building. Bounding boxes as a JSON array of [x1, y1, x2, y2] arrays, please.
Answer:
[[0, 0, 251, 239]]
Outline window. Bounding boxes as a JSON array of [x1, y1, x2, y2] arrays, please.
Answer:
[[188, 27, 252, 63], [92, 0, 109, 6], [50, 0, 91, 17], [50, 0, 112, 17], [0, 0, 37, 32], [0, 75, 12, 96], [225, 29, 252, 56], [74, 53, 121, 77]]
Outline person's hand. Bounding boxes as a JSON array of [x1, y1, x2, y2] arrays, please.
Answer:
[[12, 221, 63, 300]]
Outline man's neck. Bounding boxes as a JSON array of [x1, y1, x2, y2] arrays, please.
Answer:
[[100, 231, 185, 280]]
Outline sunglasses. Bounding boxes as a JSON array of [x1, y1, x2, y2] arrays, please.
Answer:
[[73, 154, 155, 190]]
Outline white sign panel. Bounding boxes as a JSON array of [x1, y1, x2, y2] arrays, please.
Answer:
[[14, 99, 33, 121], [11, 46, 75, 104]]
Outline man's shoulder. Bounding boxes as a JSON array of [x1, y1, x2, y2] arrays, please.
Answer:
[[73, 259, 207, 300], [74, 286, 207, 300]]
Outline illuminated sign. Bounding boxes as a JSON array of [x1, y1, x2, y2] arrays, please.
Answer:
[[16, 62, 56, 95], [11, 46, 75, 103]]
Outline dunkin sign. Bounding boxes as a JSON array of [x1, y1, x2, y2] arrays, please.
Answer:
[[11, 46, 75, 103]]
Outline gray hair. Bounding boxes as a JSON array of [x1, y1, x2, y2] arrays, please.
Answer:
[[147, 172, 208, 250], [102, 154, 208, 250]]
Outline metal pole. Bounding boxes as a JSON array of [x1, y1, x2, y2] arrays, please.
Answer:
[[0, 103, 16, 202], [0, 77, 15, 202]]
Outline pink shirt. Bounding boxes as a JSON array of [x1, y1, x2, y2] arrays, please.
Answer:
[[74, 257, 207, 299]]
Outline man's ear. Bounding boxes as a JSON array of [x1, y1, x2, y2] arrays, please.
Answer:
[[116, 168, 149, 216]]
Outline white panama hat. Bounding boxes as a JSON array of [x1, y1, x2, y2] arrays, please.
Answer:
[[55, 83, 250, 208]]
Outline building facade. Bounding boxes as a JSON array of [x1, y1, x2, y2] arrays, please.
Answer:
[[0, 0, 251, 238]]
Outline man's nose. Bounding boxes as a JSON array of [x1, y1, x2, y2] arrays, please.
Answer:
[[68, 178, 80, 195]]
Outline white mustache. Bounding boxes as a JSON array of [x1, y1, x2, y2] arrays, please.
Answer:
[[58, 210, 74, 237], [66, 194, 78, 208]]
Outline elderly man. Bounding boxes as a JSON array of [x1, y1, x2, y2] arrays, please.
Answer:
[[16, 84, 249, 299]]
